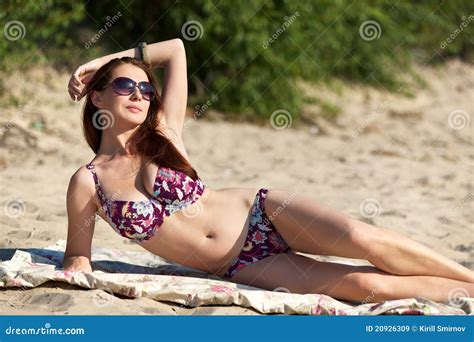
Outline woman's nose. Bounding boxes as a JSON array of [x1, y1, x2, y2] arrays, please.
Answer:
[[130, 86, 142, 100]]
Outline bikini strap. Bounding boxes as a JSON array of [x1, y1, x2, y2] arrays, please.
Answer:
[[85, 162, 108, 204], [85, 162, 99, 184]]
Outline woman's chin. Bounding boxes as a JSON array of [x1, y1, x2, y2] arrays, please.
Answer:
[[119, 113, 146, 124]]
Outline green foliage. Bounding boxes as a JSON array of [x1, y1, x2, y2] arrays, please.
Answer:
[[1, 0, 473, 122], [0, 0, 85, 70]]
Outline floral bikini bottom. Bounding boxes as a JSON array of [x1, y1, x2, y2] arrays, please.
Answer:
[[222, 188, 292, 279]]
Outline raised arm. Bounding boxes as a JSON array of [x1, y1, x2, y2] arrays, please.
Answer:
[[62, 167, 97, 273], [152, 39, 188, 137], [68, 38, 188, 136]]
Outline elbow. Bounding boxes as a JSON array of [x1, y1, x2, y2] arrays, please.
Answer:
[[174, 38, 185, 52]]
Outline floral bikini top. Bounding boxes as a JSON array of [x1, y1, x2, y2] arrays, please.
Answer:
[[86, 161, 205, 244]]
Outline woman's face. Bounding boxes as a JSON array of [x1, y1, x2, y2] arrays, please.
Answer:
[[92, 64, 152, 127]]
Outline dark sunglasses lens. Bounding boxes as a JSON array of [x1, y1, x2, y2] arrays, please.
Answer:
[[112, 77, 135, 95], [139, 82, 155, 100], [143, 92, 154, 101]]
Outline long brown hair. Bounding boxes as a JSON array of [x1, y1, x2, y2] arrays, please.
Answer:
[[82, 57, 199, 180]]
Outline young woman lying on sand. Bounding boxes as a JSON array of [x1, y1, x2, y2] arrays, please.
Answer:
[[63, 38, 473, 304]]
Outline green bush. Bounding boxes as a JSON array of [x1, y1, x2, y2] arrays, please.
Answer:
[[0, 0, 85, 70], [2, 0, 473, 122]]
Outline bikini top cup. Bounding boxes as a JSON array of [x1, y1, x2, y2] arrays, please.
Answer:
[[85, 162, 205, 243]]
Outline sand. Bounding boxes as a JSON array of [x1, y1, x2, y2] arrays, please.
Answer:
[[0, 59, 472, 314]]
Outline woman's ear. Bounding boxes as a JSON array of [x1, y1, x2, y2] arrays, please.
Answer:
[[91, 90, 103, 108]]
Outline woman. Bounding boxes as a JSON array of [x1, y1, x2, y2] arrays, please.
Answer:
[[64, 38, 473, 304]]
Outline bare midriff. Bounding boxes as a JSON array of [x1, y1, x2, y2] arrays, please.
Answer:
[[139, 186, 259, 277]]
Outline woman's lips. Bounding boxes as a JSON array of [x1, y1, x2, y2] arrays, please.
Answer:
[[126, 106, 142, 113]]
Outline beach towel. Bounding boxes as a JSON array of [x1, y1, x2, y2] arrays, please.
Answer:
[[0, 240, 471, 315]]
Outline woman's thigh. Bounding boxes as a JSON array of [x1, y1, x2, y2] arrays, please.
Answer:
[[263, 188, 379, 259], [229, 251, 391, 302]]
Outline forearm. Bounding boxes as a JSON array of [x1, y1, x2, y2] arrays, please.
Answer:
[[98, 38, 183, 69], [97, 46, 140, 66]]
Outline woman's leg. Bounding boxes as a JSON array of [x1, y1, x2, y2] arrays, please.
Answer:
[[351, 222, 474, 284], [230, 252, 474, 304], [263, 189, 474, 283]]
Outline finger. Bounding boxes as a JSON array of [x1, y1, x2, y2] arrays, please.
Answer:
[[69, 78, 82, 91], [69, 75, 78, 86], [77, 66, 89, 78], [74, 73, 82, 85], [78, 90, 87, 101], [82, 73, 94, 84], [73, 68, 85, 83], [72, 77, 80, 86], [68, 89, 75, 101], [68, 78, 78, 90], [68, 85, 81, 101], [69, 85, 82, 96]]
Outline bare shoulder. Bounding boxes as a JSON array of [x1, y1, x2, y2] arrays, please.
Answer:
[[67, 164, 97, 206], [69, 164, 94, 188]]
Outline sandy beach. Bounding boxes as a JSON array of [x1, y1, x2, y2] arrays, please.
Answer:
[[0, 59, 472, 314]]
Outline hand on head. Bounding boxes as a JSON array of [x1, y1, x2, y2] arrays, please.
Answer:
[[68, 59, 103, 102]]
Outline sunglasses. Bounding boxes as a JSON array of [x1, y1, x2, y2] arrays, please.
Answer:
[[103, 77, 155, 101]]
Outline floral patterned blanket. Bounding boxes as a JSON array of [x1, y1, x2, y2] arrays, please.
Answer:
[[0, 240, 471, 315]]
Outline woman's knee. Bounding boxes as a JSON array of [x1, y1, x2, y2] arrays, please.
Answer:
[[346, 219, 389, 258], [348, 269, 394, 302]]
